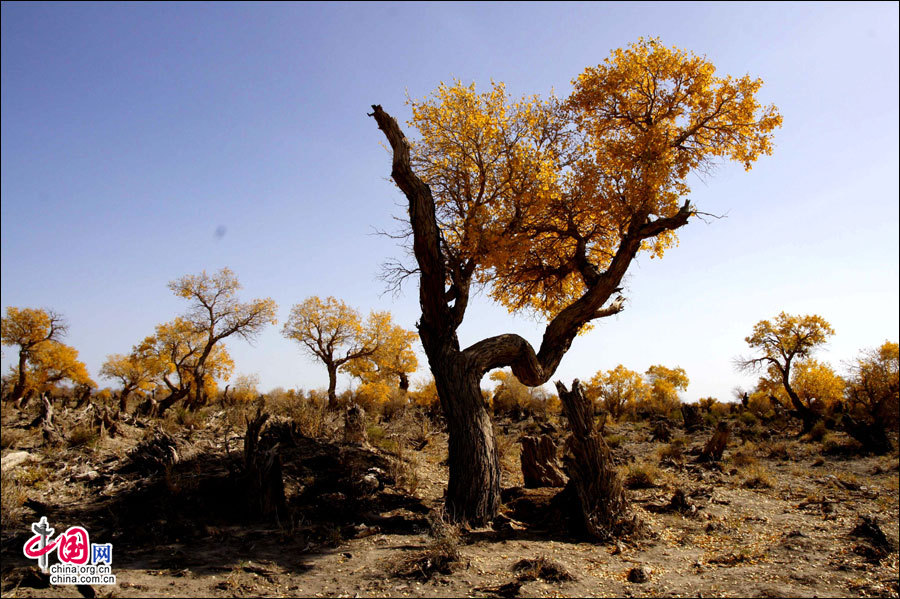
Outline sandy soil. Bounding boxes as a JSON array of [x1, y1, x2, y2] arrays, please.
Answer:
[[1, 402, 898, 598]]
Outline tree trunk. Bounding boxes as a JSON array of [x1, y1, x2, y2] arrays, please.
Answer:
[[433, 354, 501, 526], [398, 371, 409, 392], [12, 351, 28, 406], [156, 387, 190, 416], [520, 434, 566, 488], [555, 380, 632, 540], [119, 387, 132, 414], [326, 363, 339, 410], [784, 380, 820, 434]]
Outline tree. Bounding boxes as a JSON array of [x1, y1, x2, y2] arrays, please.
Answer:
[[844, 341, 899, 451], [370, 38, 781, 524], [169, 268, 277, 409], [643, 364, 690, 418], [1, 307, 93, 405], [143, 317, 235, 415], [344, 311, 418, 402], [100, 338, 165, 412], [586, 364, 646, 419], [282, 296, 381, 409], [736, 312, 834, 433]]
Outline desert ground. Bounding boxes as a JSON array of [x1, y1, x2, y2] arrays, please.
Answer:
[[2, 397, 898, 598]]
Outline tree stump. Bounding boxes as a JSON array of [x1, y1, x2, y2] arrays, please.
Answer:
[[680, 403, 703, 433], [343, 403, 369, 445], [243, 408, 286, 520], [696, 421, 729, 463], [555, 379, 636, 541], [650, 418, 672, 442], [29, 394, 61, 445], [519, 435, 566, 488]]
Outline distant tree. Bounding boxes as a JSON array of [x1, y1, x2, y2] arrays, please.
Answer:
[[736, 312, 834, 433], [344, 311, 418, 402], [282, 296, 382, 409], [146, 317, 235, 415], [1, 307, 93, 405], [371, 38, 780, 523], [100, 338, 165, 412], [169, 268, 277, 409], [643, 364, 689, 417], [586, 365, 646, 419], [845, 341, 899, 433]]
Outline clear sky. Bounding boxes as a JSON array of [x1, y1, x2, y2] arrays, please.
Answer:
[[2, 2, 898, 401]]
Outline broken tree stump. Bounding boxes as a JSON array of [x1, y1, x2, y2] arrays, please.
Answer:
[[695, 421, 730, 463], [519, 434, 566, 488], [680, 403, 703, 433], [30, 394, 61, 445], [243, 407, 286, 520], [343, 403, 369, 445], [556, 379, 637, 540], [650, 418, 672, 442]]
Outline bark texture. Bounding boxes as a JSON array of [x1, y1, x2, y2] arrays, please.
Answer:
[[520, 434, 567, 488], [696, 421, 730, 463], [556, 380, 632, 540]]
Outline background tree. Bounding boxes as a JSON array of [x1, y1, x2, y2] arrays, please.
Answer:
[[1, 307, 93, 405], [169, 268, 277, 409], [586, 364, 646, 420], [643, 364, 690, 418], [100, 338, 165, 412], [843, 341, 899, 452], [282, 296, 381, 409], [344, 311, 418, 403], [144, 317, 235, 415], [371, 38, 780, 524], [736, 312, 834, 433]]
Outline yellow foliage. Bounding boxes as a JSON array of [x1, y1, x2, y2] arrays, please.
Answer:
[[791, 359, 844, 412], [846, 341, 899, 428], [1, 307, 93, 397], [586, 364, 647, 418], [344, 311, 418, 402], [407, 38, 781, 318]]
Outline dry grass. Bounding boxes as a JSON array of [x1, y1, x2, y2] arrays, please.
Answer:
[[624, 460, 662, 489], [740, 464, 774, 489]]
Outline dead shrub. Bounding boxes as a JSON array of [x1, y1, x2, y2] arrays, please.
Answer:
[[390, 509, 463, 580], [729, 442, 758, 467], [512, 555, 575, 582]]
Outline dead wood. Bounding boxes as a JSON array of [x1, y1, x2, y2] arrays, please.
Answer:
[[127, 431, 179, 472], [695, 421, 730, 463], [343, 403, 369, 445], [243, 407, 286, 520], [555, 379, 638, 541], [519, 434, 566, 488]]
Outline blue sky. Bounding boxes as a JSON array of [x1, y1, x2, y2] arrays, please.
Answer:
[[2, 2, 898, 401]]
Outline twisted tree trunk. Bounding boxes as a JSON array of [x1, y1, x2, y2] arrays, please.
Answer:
[[369, 104, 691, 525]]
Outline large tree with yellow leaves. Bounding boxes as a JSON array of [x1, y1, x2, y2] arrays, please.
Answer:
[[370, 38, 781, 524]]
